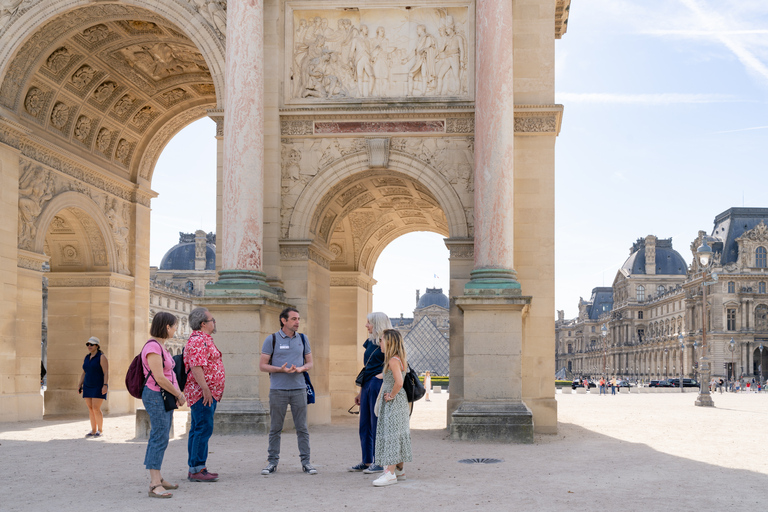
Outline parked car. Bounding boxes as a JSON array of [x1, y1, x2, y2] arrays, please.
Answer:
[[648, 380, 670, 388], [572, 380, 597, 389], [617, 380, 634, 388], [666, 378, 699, 388]]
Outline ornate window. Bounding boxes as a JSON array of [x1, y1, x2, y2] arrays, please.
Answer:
[[755, 305, 768, 331], [726, 308, 736, 331], [760, 282, 766, 294], [567, 344, 573, 354], [636, 285, 645, 302], [757, 246, 767, 268], [728, 281, 735, 293], [638, 311, 643, 320], [657, 285, 665, 295]]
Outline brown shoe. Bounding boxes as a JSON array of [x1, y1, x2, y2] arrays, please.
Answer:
[[188, 469, 219, 482]]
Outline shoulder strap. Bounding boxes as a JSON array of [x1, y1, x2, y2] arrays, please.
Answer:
[[269, 333, 276, 365], [300, 333, 307, 352], [143, 339, 165, 387]]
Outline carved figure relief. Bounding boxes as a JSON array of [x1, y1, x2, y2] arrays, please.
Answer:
[[132, 105, 153, 125], [115, 139, 130, 163], [191, 0, 227, 38], [115, 43, 209, 81], [18, 165, 54, 249], [82, 24, 110, 43], [93, 81, 117, 102], [74, 115, 91, 141], [105, 198, 130, 274], [0, 0, 25, 28], [24, 87, 44, 116], [161, 88, 187, 105], [113, 94, 135, 116], [96, 128, 112, 153], [46, 47, 70, 73], [50, 102, 69, 128], [289, 7, 470, 101], [71, 65, 95, 88]]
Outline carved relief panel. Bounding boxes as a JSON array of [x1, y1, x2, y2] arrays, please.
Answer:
[[284, 1, 474, 104]]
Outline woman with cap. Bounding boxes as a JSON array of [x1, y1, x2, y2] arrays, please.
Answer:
[[78, 336, 109, 437]]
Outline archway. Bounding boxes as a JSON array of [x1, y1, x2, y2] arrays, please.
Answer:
[[1, 1, 223, 420]]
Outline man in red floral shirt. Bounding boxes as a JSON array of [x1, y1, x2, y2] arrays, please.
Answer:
[[184, 307, 225, 482]]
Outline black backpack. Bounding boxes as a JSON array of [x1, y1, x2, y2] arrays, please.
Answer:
[[173, 348, 188, 392]]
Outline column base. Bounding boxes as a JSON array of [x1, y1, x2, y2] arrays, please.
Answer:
[[464, 268, 522, 296], [205, 269, 278, 298], [450, 400, 534, 443], [213, 399, 270, 435]]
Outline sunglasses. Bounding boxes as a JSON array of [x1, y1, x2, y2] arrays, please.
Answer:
[[204, 318, 216, 324], [348, 405, 359, 415], [85, 343, 96, 347]]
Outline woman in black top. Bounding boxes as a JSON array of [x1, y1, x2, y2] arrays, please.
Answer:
[[348, 312, 392, 473], [78, 336, 109, 437]]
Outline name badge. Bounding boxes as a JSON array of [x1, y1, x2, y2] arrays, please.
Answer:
[[279, 344, 290, 350]]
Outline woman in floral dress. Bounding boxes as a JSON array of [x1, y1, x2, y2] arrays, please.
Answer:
[[372, 329, 412, 487]]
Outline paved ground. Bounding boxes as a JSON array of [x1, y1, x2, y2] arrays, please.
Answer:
[[1, 389, 765, 511]]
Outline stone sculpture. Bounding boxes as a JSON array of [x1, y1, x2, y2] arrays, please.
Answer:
[[18, 167, 54, 248]]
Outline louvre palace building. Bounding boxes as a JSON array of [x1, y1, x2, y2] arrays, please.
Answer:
[[556, 208, 768, 384]]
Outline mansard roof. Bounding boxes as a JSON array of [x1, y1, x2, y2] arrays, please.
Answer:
[[711, 208, 768, 265], [587, 287, 613, 320], [620, 237, 687, 276]]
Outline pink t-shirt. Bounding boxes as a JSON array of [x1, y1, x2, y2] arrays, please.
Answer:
[[140, 339, 177, 392]]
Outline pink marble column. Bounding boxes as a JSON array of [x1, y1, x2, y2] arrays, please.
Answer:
[[468, 0, 519, 291], [221, 0, 265, 276]]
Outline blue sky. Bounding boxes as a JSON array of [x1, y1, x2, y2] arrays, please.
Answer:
[[149, 0, 768, 319]]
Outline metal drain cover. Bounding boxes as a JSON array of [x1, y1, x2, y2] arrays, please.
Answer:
[[458, 458, 503, 464]]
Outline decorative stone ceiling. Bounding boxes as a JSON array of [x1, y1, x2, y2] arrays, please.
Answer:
[[315, 171, 448, 273], [0, 4, 216, 182], [44, 207, 109, 272]]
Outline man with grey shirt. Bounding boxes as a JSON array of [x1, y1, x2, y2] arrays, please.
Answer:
[[259, 307, 317, 475]]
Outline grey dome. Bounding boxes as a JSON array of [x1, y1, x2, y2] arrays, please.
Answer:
[[159, 243, 216, 271], [620, 238, 687, 276], [417, 288, 449, 309]]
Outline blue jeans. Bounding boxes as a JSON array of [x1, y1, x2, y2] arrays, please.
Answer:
[[142, 387, 173, 470], [359, 377, 382, 464], [268, 388, 309, 465], [188, 398, 218, 473]]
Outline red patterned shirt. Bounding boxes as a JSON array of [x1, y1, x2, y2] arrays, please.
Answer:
[[183, 331, 225, 407]]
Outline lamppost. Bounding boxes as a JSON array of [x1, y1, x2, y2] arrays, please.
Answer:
[[601, 324, 607, 378], [759, 343, 764, 388], [728, 337, 736, 390], [679, 332, 685, 393], [695, 238, 715, 407], [664, 346, 669, 380]]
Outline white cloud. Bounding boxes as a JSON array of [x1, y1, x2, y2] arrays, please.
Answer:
[[556, 92, 738, 104]]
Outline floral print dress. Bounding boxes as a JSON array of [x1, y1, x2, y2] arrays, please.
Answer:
[[374, 358, 412, 467]]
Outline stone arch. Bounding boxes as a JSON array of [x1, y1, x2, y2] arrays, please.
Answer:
[[288, 150, 470, 243], [33, 191, 119, 273]]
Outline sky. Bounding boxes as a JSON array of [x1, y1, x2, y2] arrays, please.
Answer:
[[149, 0, 768, 319]]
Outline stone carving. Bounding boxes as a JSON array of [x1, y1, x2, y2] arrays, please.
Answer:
[[280, 120, 313, 136], [329, 243, 342, 260], [105, 198, 130, 274], [132, 105, 153, 125], [50, 102, 69, 128], [74, 116, 91, 141], [93, 81, 117, 102], [738, 221, 768, 242], [46, 47, 70, 73], [60, 244, 79, 263], [514, 114, 557, 133], [115, 139, 130, 163], [290, 7, 469, 100], [192, 83, 216, 95], [18, 165, 54, 249], [82, 24, 110, 43], [71, 65, 95, 88], [96, 128, 112, 153], [24, 87, 44, 116], [113, 94, 135, 116], [162, 88, 187, 105], [0, 0, 25, 28], [190, 0, 227, 38], [446, 117, 474, 133], [115, 43, 209, 80]]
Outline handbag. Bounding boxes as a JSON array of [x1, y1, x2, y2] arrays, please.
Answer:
[[355, 343, 378, 387], [403, 364, 426, 402], [160, 388, 178, 411]]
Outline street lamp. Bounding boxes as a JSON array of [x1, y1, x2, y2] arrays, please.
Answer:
[[695, 238, 715, 407], [601, 324, 608, 378], [728, 337, 736, 390], [679, 332, 685, 393], [759, 343, 764, 389]]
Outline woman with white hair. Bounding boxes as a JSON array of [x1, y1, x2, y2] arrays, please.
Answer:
[[348, 312, 392, 474]]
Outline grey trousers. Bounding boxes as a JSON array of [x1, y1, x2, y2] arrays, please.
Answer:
[[268, 388, 310, 465]]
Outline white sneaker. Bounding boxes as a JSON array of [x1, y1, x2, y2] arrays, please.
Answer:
[[395, 467, 406, 481], [372, 471, 398, 487]]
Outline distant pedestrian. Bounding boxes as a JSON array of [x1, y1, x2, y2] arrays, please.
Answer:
[[78, 336, 108, 438], [424, 370, 432, 402], [599, 378, 606, 395], [610, 377, 617, 395]]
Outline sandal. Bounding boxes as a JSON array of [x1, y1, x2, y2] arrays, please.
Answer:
[[148, 485, 172, 499], [161, 479, 179, 490]]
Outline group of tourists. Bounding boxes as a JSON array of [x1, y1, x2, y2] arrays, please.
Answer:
[[79, 307, 415, 497]]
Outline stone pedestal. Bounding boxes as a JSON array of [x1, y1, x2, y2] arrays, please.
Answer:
[[197, 294, 287, 434], [451, 295, 533, 443]]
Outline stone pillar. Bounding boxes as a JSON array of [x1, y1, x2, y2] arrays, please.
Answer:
[[207, 110, 224, 274], [329, 272, 375, 417], [451, 0, 533, 443]]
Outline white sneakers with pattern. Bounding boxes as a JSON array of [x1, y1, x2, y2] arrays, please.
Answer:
[[372, 471, 398, 487]]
